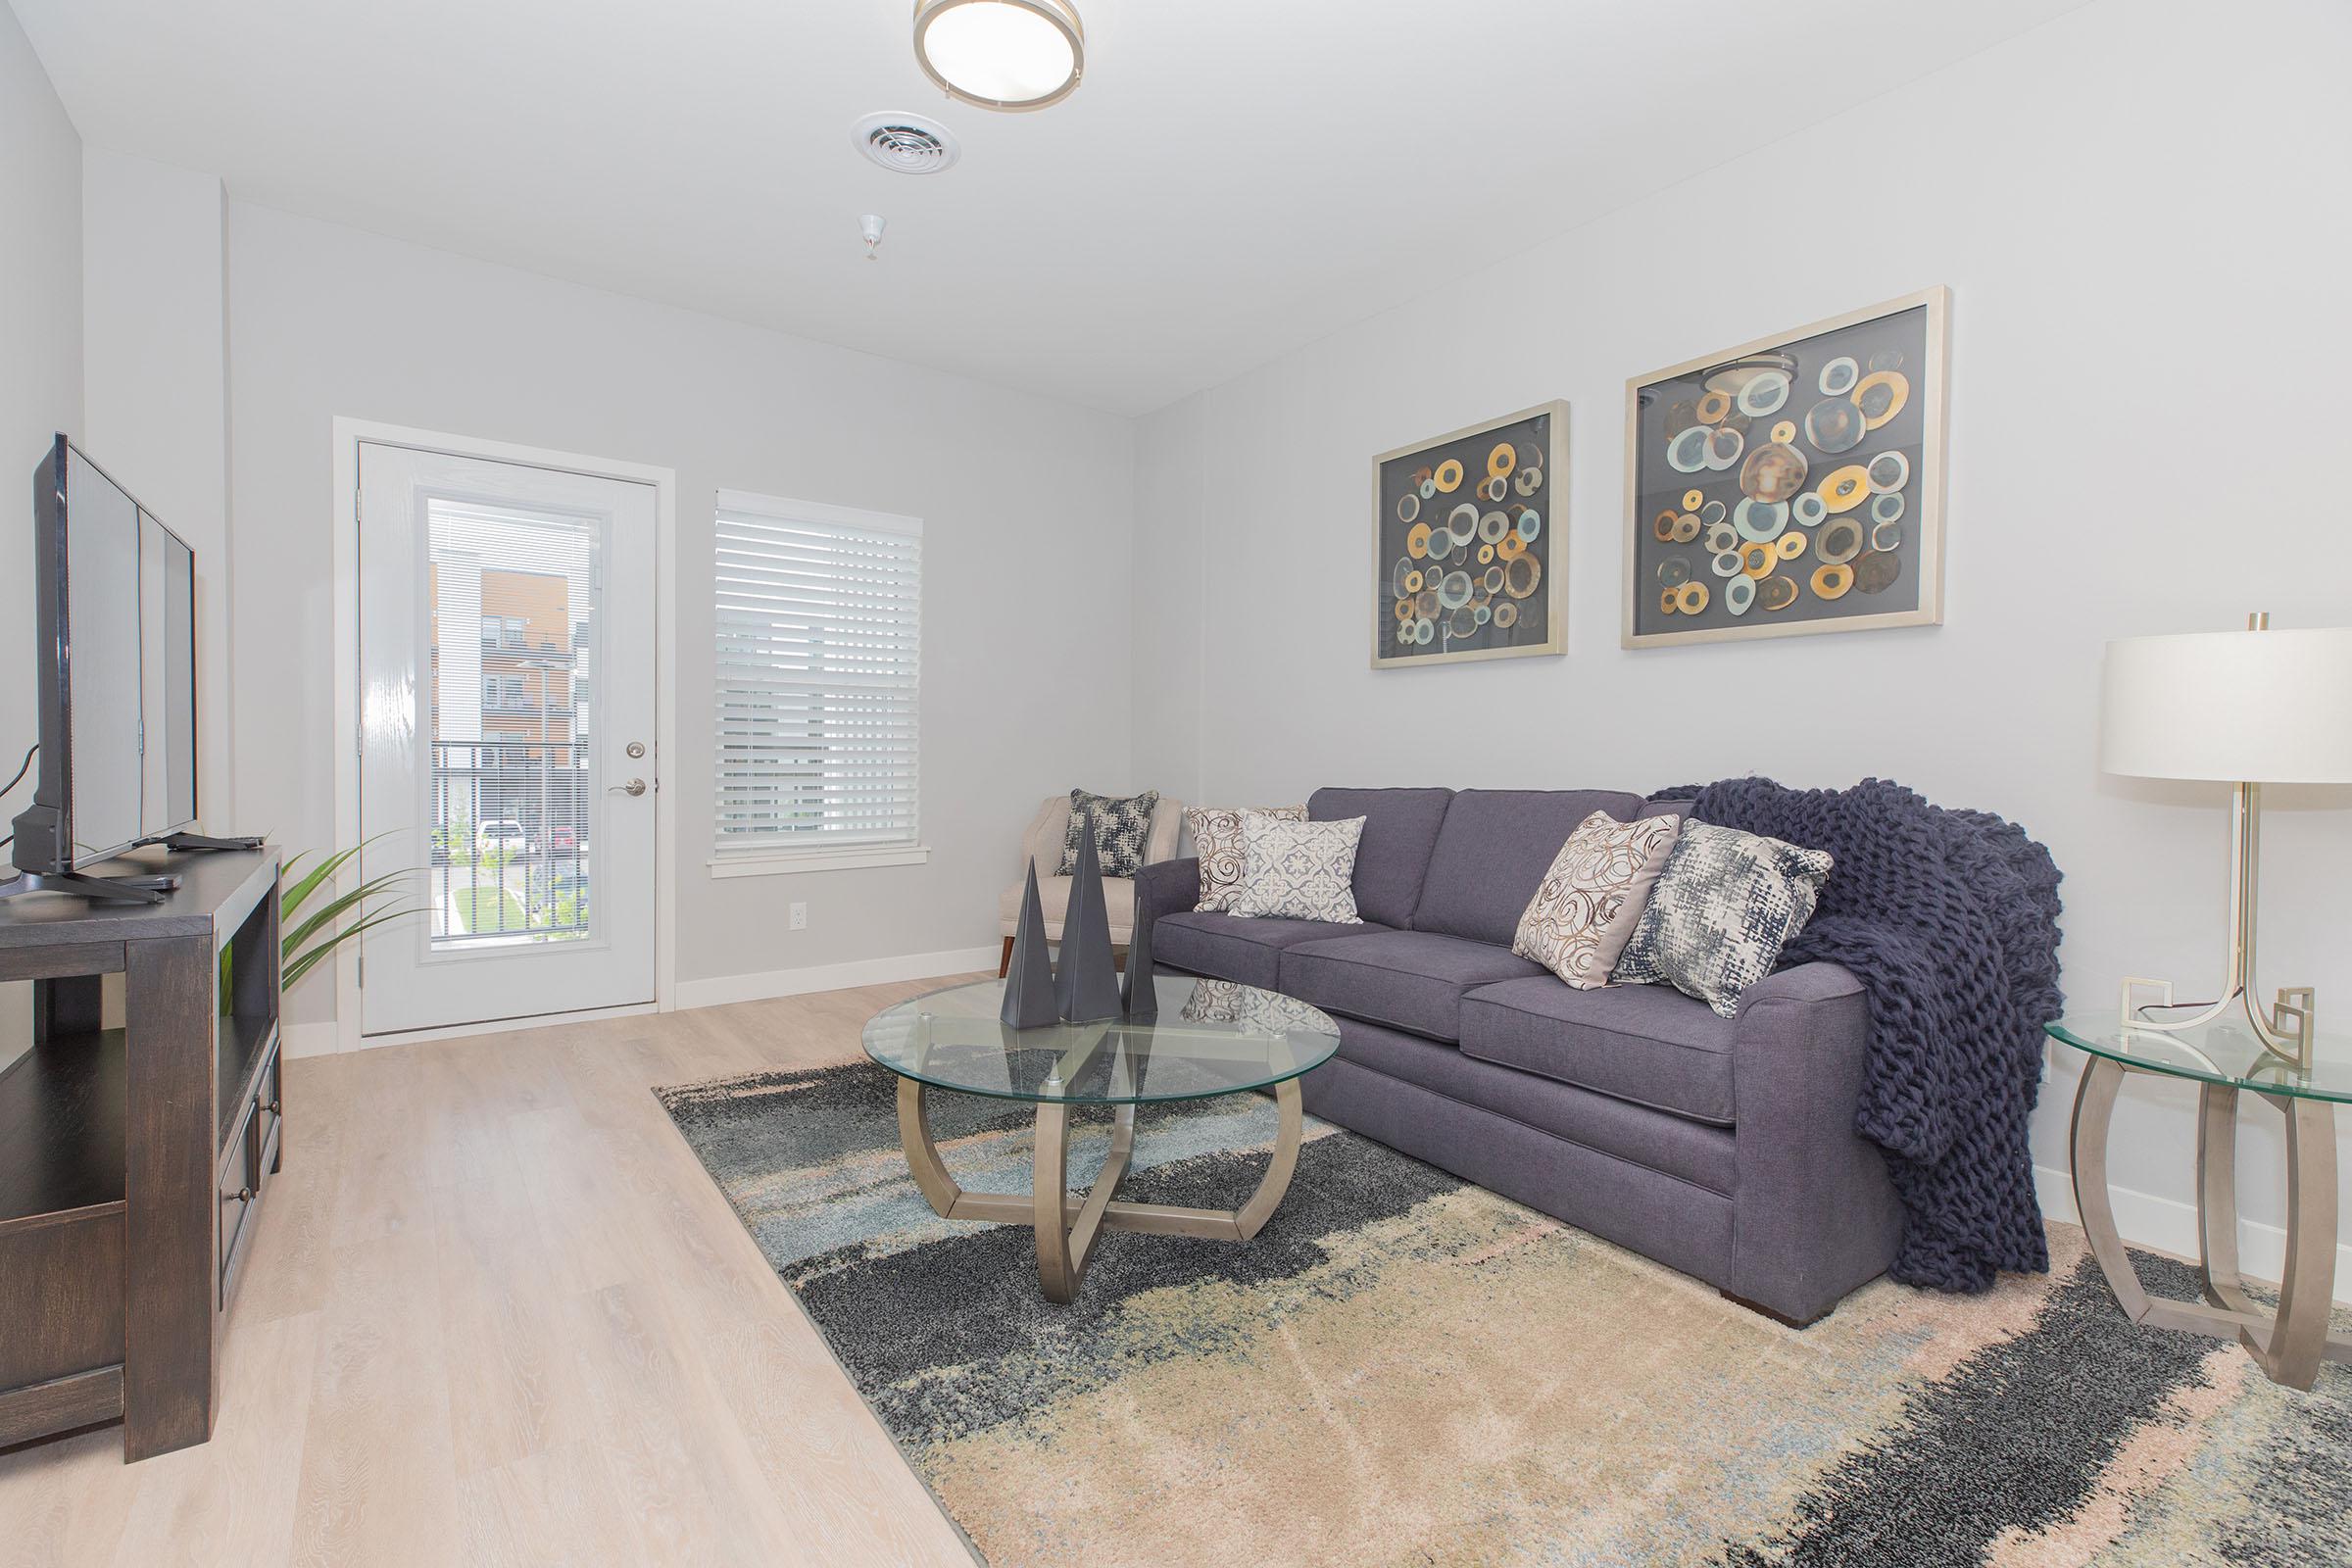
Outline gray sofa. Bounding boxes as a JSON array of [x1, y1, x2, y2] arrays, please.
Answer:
[[1134, 786, 1904, 1326]]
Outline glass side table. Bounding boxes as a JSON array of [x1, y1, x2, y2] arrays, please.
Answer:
[[2046, 1014, 2352, 1389]]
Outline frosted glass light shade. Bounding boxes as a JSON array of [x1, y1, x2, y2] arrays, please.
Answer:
[[2101, 626, 2352, 783], [913, 0, 1083, 112]]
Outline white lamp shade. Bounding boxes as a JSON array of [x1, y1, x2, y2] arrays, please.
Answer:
[[2101, 626, 2352, 782]]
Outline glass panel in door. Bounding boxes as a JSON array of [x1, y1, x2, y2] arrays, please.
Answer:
[[425, 500, 601, 950]]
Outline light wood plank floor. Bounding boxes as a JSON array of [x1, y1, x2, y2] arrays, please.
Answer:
[[0, 980, 984, 1568]]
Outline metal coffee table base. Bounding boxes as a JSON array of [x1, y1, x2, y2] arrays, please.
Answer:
[[895, 1077, 1303, 1303], [2070, 1055, 2352, 1389]]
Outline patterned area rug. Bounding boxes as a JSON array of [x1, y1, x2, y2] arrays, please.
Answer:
[[655, 1060, 2352, 1568]]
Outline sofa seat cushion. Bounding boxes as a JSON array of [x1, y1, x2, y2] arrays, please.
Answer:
[[1326, 1020, 1737, 1196], [1457, 977, 1739, 1126], [1153, 910, 1386, 990], [1282, 930, 1545, 1044]]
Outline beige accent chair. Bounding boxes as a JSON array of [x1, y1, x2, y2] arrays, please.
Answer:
[[998, 794, 1186, 975]]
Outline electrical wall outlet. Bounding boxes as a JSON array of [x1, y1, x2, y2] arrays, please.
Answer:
[[789, 902, 808, 931]]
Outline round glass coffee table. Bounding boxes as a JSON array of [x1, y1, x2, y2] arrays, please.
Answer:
[[864, 974, 1340, 1302], [2047, 1012, 2352, 1389]]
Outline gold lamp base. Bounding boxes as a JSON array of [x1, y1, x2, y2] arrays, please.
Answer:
[[2120, 978, 2316, 1074], [2118, 774, 2318, 1074]]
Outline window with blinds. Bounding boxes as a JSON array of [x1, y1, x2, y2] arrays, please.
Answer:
[[713, 490, 923, 862]]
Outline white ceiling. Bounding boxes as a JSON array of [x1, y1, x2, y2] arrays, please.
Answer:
[[18, 0, 2085, 416]]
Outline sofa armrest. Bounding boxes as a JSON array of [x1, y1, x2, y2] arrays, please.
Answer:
[[1727, 960, 1903, 1322], [1132, 857, 1200, 959]]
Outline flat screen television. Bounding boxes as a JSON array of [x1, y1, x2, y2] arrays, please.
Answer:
[[5, 435, 204, 898]]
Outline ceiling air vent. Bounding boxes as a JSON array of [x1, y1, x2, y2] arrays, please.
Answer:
[[853, 112, 961, 175]]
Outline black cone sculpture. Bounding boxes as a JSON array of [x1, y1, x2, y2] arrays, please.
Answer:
[[1000, 861, 1059, 1030], [1121, 902, 1157, 1019], [1054, 813, 1124, 1023]]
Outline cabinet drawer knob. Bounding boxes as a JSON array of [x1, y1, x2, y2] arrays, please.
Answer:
[[265, 1100, 281, 1116], [229, 1186, 254, 1203]]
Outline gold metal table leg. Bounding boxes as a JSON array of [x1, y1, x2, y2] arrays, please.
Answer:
[[2070, 1055, 2349, 1390], [894, 1076, 1306, 1303], [2248, 1094, 2338, 1389], [2196, 1083, 2258, 1318]]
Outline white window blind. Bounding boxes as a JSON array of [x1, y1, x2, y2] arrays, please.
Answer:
[[713, 490, 923, 858]]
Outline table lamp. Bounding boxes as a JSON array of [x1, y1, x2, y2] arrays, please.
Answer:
[[2100, 613, 2352, 1070]]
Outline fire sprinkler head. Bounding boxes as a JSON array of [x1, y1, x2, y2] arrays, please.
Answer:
[[859, 214, 888, 261]]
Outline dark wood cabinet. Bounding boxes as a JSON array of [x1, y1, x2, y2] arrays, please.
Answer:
[[0, 848, 280, 1460]]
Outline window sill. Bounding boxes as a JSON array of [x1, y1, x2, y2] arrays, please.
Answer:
[[708, 845, 932, 878]]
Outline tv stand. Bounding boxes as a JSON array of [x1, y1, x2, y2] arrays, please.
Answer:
[[0, 846, 282, 1460], [131, 832, 266, 854], [0, 867, 181, 905]]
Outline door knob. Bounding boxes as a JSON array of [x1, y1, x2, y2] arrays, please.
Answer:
[[611, 778, 648, 797]]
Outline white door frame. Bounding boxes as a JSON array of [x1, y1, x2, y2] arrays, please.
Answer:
[[328, 416, 678, 1052]]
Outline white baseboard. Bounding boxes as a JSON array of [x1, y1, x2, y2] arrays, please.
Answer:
[[280, 1020, 341, 1060], [2034, 1162, 2352, 1307], [285, 948, 995, 1056], [360, 1002, 660, 1050], [674, 945, 1000, 1010]]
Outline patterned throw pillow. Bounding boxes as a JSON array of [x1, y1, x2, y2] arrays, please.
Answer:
[[1232, 814, 1366, 923], [1186, 804, 1307, 911], [1058, 789, 1160, 878], [1612, 821, 1834, 1017], [1512, 810, 1685, 989]]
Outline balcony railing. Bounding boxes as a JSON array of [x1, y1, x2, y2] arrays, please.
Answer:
[[430, 740, 592, 944]]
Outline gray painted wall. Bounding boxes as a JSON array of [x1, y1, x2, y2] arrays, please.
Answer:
[[221, 202, 1139, 1027], [1129, 0, 2352, 1253], [0, 0, 81, 1072]]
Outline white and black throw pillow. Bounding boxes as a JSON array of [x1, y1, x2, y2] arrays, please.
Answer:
[[1059, 789, 1160, 878], [1232, 813, 1366, 923], [1611, 821, 1833, 1017]]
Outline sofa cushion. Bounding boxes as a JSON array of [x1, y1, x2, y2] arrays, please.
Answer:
[[1283, 929, 1545, 1044], [1410, 789, 1651, 946], [1308, 786, 1453, 929], [1153, 910, 1386, 990], [1326, 1019, 1737, 1196], [1457, 976, 1739, 1126]]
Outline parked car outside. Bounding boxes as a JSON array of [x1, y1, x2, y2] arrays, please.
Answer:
[[549, 826, 577, 856], [477, 818, 531, 858]]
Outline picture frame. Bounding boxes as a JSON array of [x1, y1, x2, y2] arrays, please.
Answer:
[[1621, 286, 1949, 649], [1371, 400, 1568, 669]]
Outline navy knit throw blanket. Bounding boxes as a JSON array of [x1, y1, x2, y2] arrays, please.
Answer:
[[1654, 776, 2064, 1293]]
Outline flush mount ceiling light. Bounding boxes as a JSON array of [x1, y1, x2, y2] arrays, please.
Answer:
[[912, 0, 1084, 113]]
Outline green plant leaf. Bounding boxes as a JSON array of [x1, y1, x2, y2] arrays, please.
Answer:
[[275, 837, 421, 995], [281, 844, 362, 920], [281, 869, 411, 957], [280, 831, 404, 922], [284, 906, 415, 988]]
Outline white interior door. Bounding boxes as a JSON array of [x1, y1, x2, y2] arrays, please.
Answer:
[[357, 442, 658, 1036]]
